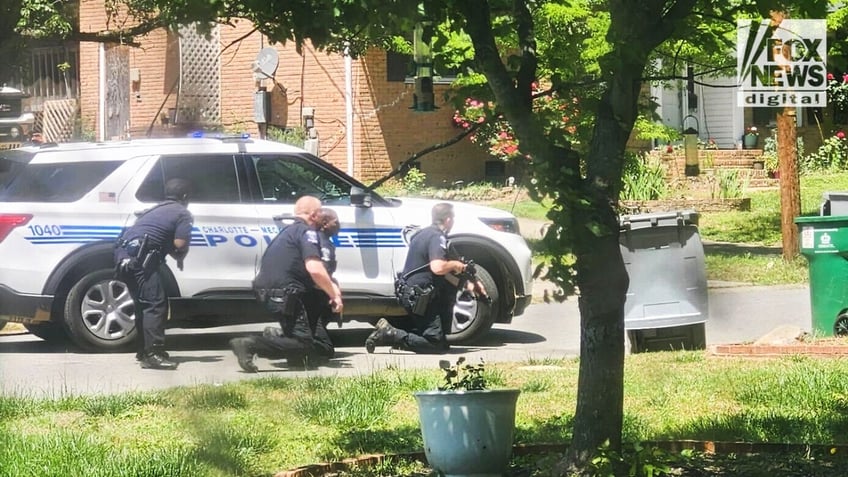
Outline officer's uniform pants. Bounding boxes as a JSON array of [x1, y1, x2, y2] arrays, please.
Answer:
[[123, 265, 168, 353], [255, 291, 334, 360], [396, 290, 453, 354]]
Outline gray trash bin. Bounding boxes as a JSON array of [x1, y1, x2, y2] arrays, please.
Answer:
[[619, 209, 708, 352], [820, 192, 848, 216]]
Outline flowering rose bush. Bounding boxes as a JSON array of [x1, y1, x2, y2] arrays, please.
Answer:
[[803, 130, 848, 172], [745, 126, 759, 136], [827, 73, 848, 111], [452, 83, 581, 162]]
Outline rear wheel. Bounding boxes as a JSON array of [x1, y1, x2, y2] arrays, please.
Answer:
[[63, 269, 138, 352], [445, 264, 499, 344]]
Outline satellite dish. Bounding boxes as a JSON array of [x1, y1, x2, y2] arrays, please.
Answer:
[[253, 47, 279, 80]]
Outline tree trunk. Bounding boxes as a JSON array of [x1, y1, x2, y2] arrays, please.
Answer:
[[778, 107, 800, 260], [556, 205, 629, 475], [555, 60, 640, 476]]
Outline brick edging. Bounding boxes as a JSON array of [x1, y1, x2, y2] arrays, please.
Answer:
[[273, 441, 848, 477], [712, 344, 848, 356]]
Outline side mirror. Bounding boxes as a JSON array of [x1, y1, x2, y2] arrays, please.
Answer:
[[350, 186, 372, 208]]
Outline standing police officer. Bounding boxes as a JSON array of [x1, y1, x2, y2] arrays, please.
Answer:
[[365, 202, 484, 354], [115, 178, 193, 370], [230, 196, 342, 372]]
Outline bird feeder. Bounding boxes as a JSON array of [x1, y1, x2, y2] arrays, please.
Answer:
[[683, 115, 699, 177]]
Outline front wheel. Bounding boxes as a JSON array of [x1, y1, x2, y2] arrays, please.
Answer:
[[63, 269, 138, 352], [445, 264, 499, 344]]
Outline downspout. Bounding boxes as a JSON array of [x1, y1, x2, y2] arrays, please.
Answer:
[[98, 44, 106, 141], [344, 42, 354, 177]]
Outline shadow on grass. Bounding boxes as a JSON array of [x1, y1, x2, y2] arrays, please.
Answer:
[[703, 242, 783, 257]]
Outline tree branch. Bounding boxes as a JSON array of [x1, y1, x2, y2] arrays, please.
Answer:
[[367, 123, 482, 190], [53, 19, 168, 46]]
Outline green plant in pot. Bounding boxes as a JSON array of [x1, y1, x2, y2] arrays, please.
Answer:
[[414, 357, 520, 477]]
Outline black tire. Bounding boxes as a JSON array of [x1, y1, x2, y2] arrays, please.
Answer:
[[24, 321, 68, 342], [63, 268, 138, 352], [445, 264, 499, 344], [835, 313, 848, 336], [628, 322, 706, 353]]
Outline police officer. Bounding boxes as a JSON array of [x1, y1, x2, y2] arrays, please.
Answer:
[[230, 196, 343, 372], [115, 178, 193, 370], [365, 202, 484, 354], [261, 206, 340, 358]]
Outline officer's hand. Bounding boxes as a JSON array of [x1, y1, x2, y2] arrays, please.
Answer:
[[474, 279, 488, 297], [117, 258, 132, 276], [330, 295, 344, 314]]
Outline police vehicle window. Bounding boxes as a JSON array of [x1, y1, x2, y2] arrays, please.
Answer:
[[252, 155, 349, 205], [137, 155, 241, 203], [0, 161, 121, 202]]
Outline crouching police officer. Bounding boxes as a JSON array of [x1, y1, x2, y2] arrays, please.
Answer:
[[260, 206, 341, 361], [366, 202, 486, 354], [115, 178, 193, 370], [230, 196, 343, 372]]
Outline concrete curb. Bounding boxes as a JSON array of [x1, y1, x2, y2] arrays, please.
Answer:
[[274, 441, 848, 477]]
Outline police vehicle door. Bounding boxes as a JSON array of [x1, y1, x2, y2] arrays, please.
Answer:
[[133, 154, 260, 296], [246, 153, 401, 299]]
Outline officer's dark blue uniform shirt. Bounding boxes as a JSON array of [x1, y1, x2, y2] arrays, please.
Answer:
[[319, 232, 337, 276], [402, 225, 449, 288], [254, 218, 322, 292], [121, 201, 193, 256]]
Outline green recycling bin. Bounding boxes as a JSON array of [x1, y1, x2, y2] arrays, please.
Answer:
[[796, 215, 848, 335]]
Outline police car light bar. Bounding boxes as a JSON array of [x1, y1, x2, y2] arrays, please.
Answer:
[[187, 131, 252, 141]]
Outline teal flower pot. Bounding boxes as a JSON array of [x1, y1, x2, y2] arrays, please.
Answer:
[[414, 389, 520, 477], [743, 133, 758, 149]]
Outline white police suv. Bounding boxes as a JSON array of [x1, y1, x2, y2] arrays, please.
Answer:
[[0, 136, 534, 352]]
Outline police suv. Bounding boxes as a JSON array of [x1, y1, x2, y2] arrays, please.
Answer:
[[0, 136, 534, 352]]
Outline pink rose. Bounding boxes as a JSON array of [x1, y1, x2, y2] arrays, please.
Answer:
[[838, 131, 846, 139], [828, 73, 835, 81], [843, 74, 848, 84]]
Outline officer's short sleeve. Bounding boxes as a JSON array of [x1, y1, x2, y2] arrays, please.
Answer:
[[427, 232, 448, 262], [298, 227, 322, 260], [174, 209, 194, 242]]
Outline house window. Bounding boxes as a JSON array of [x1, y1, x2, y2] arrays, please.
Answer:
[[386, 51, 410, 82], [385, 50, 460, 84], [752, 107, 781, 127]]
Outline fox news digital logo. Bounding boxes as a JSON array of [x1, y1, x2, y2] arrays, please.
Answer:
[[737, 19, 826, 107]]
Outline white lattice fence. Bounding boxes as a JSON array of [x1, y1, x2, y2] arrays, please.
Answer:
[[42, 99, 78, 142], [177, 24, 221, 125]]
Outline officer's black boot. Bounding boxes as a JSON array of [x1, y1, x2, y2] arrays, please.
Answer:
[[139, 346, 177, 370], [365, 318, 405, 353], [229, 337, 260, 373]]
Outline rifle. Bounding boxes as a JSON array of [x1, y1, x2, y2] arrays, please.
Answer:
[[455, 258, 493, 305]]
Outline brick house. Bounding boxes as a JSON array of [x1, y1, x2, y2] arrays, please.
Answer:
[[68, 4, 504, 186]]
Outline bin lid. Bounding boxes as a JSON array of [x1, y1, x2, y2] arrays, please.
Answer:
[[620, 209, 698, 231], [795, 215, 848, 225], [822, 191, 848, 201]]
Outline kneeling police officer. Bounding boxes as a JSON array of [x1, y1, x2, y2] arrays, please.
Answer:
[[115, 178, 193, 370]]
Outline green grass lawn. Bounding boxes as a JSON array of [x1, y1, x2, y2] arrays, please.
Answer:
[[4, 354, 848, 476]]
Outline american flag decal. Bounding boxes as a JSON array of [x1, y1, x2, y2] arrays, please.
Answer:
[[99, 192, 116, 202]]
